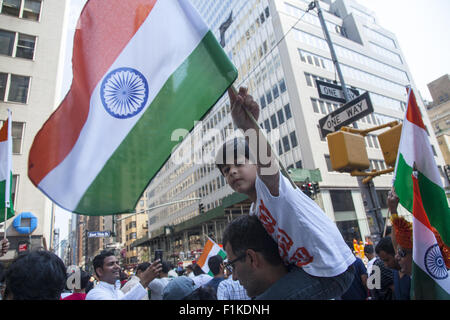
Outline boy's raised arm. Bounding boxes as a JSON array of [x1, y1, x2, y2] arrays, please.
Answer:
[[228, 86, 280, 196]]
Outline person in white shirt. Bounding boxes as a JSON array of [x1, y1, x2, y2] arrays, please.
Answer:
[[121, 262, 151, 300], [217, 277, 250, 300], [86, 250, 161, 300], [364, 244, 377, 277], [148, 261, 172, 300]]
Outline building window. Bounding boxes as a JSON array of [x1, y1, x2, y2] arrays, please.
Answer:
[[330, 190, 360, 244], [279, 79, 286, 93], [270, 114, 278, 129], [1, 0, 42, 21], [0, 30, 37, 60], [324, 155, 333, 172], [11, 122, 24, 154], [290, 131, 298, 148], [260, 95, 266, 109], [282, 135, 290, 152], [1, 73, 31, 103], [284, 103, 292, 119], [264, 119, 271, 133], [11, 174, 18, 207], [277, 109, 285, 124], [272, 84, 279, 99], [0, 29, 15, 56], [311, 98, 319, 113], [295, 160, 302, 169], [266, 90, 273, 104]]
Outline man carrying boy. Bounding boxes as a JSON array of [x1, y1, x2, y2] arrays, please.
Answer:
[[216, 87, 355, 299]]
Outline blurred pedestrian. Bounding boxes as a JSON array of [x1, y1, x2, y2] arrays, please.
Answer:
[[121, 262, 150, 300], [86, 250, 161, 300], [217, 277, 250, 300], [62, 270, 91, 300], [365, 243, 394, 300], [340, 256, 368, 300], [192, 263, 213, 287], [185, 264, 195, 279], [148, 260, 172, 300], [204, 255, 225, 294], [163, 276, 216, 300], [4, 249, 67, 300]]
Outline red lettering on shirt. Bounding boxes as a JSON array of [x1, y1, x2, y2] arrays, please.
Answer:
[[258, 199, 277, 235], [290, 247, 314, 267], [277, 228, 293, 261]]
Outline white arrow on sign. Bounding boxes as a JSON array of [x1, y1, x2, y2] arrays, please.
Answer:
[[322, 97, 370, 132]]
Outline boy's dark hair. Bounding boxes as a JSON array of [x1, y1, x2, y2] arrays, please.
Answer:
[[208, 255, 223, 276], [223, 215, 283, 266], [5, 250, 67, 300], [215, 138, 254, 174], [192, 263, 205, 276], [93, 250, 115, 277], [375, 237, 395, 256], [136, 262, 150, 273], [364, 244, 374, 255]]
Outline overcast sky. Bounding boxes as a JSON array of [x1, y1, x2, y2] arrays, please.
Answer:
[[54, 0, 450, 242]]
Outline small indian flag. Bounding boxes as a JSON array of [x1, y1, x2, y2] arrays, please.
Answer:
[[394, 87, 450, 299], [28, 0, 237, 215], [197, 237, 227, 276], [0, 110, 15, 223]]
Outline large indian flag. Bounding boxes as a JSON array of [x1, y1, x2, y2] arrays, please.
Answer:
[[197, 237, 227, 276], [0, 110, 14, 223], [394, 87, 450, 299], [28, 0, 237, 215]]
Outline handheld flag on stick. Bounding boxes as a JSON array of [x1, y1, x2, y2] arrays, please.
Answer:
[[393, 87, 450, 299], [28, 0, 237, 215], [0, 110, 15, 229], [196, 237, 227, 276]]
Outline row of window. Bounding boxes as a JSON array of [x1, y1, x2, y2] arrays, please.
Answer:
[[298, 48, 406, 96], [294, 29, 408, 82], [368, 42, 402, 65], [259, 78, 287, 108], [304, 72, 406, 112], [277, 130, 299, 155], [0, 119, 24, 153], [363, 25, 397, 49], [261, 103, 293, 133], [0, 72, 30, 104], [0, 29, 36, 60], [1, 0, 41, 21]]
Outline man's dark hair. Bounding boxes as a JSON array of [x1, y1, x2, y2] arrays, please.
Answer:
[[160, 261, 171, 274], [5, 250, 67, 300], [192, 263, 205, 276], [223, 215, 283, 266], [364, 244, 374, 255], [375, 237, 395, 256], [136, 262, 150, 273], [208, 255, 223, 276], [92, 250, 115, 277]]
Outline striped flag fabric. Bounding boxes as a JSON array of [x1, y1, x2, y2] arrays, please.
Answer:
[[196, 237, 227, 276], [28, 0, 237, 215], [394, 87, 450, 299], [0, 110, 15, 223]]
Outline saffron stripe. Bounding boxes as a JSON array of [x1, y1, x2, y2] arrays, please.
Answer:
[[406, 87, 426, 131], [197, 240, 215, 267]]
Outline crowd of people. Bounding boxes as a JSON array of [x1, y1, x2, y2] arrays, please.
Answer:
[[0, 86, 448, 300]]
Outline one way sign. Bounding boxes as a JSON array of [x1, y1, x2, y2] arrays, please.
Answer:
[[319, 91, 373, 137]]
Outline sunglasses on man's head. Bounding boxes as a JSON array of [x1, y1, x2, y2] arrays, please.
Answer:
[[224, 253, 246, 274], [397, 248, 411, 258]]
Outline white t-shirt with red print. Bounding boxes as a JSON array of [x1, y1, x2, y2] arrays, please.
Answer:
[[249, 173, 355, 277]]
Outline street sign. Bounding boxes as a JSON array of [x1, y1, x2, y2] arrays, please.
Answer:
[[87, 231, 111, 238], [316, 80, 360, 104], [319, 91, 373, 137]]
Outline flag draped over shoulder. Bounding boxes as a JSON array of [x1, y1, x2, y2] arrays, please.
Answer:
[[197, 237, 227, 276], [28, 0, 237, 215], [0, 111, 15, 223], [394, 87, 450, 299]]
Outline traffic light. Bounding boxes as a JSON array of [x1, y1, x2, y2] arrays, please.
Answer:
[[377, 123, 402, 167], [307, 183, 314, 195], [312, 182, 320, 194], [301, 184, 312, 198], [327, 131, 369, 172], [199, 203, 205, 213]]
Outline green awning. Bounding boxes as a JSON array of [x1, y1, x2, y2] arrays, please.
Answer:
[[288, 168, 322, 183]]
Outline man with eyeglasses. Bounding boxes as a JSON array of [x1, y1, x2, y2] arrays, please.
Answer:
[[222, 215, 354, 300]]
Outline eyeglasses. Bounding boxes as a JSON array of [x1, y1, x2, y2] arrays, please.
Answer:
[[224, 253, 246, 274], [397, 248, 411, 258]]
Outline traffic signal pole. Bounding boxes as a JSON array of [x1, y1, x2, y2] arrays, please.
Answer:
[[312, 1, 384, 242]]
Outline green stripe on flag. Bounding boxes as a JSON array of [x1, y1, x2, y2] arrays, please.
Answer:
[[412, 262, 450, 299], [395, 154, 450, 245], [75, 31, 237, 215], [0, 173, 15, 223], [218, 249, 227, 260]]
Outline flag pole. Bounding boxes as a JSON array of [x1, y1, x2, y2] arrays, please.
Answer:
[[3, 109, 12, 240]]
